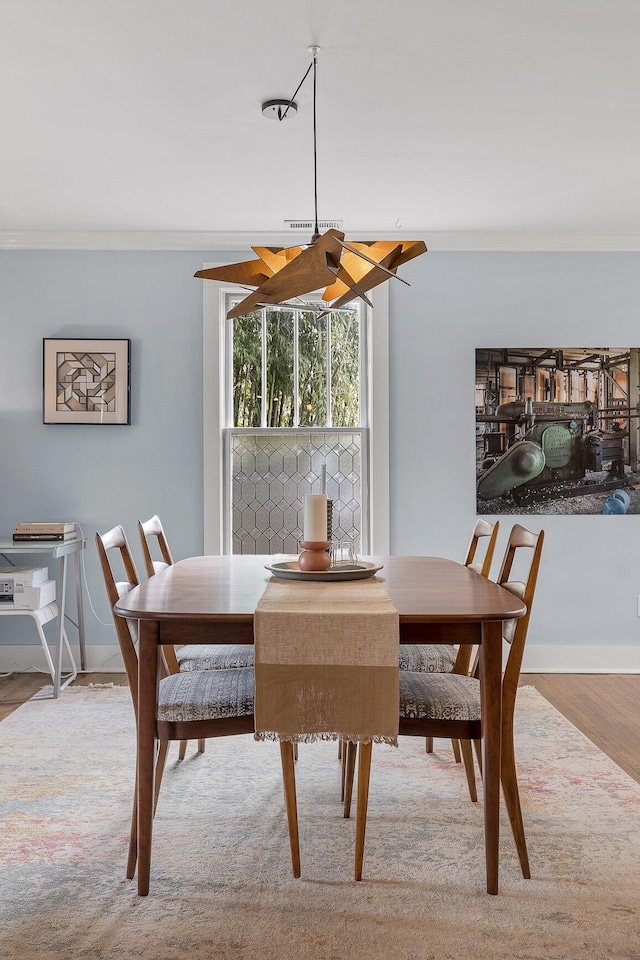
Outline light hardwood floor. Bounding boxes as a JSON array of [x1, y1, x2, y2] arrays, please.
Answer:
[[1, 671, 638, 784], [0, 671, 127, 720], [521, 673, 640, 784]]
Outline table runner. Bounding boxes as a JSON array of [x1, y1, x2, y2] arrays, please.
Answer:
[[254, 577, 399, 745]]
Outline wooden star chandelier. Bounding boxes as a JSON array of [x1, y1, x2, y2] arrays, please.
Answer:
[[195, 47, 427, 319]]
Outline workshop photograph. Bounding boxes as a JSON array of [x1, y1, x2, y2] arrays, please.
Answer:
[[476, 348, 640, 515]]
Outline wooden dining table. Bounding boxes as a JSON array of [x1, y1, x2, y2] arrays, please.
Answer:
[[114, 553, 526, 896]]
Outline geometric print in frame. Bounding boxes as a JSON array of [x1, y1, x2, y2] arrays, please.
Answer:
[[43, 338, 130, 424], [56, 352, 116, 412]]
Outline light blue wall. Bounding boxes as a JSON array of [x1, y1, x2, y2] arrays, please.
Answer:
[[390, 252, 640, 655], [0, 251, 235, 649], [1, 250, 639, 662]]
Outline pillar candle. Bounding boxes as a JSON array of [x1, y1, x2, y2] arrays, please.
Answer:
[[303, 494, 328, 542]]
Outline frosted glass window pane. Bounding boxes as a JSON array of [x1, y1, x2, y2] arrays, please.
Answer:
[[231, 433, 362, 555]]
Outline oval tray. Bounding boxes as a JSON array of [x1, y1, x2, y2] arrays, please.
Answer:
[[265, 560, 383, 582]]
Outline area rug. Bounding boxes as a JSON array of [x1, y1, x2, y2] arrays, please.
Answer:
[[0, 684, 639, 960]]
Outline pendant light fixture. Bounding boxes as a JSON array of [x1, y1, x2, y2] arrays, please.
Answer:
[[195, 46, 427, 319]]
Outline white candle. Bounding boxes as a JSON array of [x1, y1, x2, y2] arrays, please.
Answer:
[[303, 494, 328, 542]]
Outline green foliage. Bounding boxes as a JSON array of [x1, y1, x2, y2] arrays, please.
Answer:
[[232, 304, 360, 428], [266, 310, 295, 427], [232, 311, 262, 427], [298, 311, 327, 426], [331, 310, 360, 429]]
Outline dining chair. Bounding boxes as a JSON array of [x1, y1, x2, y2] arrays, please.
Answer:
[[396, 520, 499, 779], [138, 513, 174, 575], [344, 524, 543, 878], [96, 525, 256, 880], [138, 515, 255, 674], [392, 523, 544, 879], [339, 522, 500, 811], [339, 523, 499, 815], [350, 518, 500, 804], [398, 519, 500, 678]]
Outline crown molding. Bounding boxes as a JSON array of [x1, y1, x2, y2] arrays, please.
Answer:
[[2, 229, 640, 252]]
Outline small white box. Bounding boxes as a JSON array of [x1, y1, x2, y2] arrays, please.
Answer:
[[0, 566, 49, 587], [13, 579, 56, 610]]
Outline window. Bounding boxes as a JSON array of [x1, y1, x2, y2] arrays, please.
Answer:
[[231, 305, 361, 429], [202, 273, 389, 556]]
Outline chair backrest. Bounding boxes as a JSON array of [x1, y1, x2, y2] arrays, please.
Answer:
[[454, 519, 500, 676], [96, 525, 143, 715], [464, 518, 499, 579], [497, 523, 545, 716], [138, 515, 174, 579]]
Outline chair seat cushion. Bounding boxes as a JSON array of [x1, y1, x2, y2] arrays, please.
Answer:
[[399, 672, 481, 722], [158, 666, 254, 723], [176, 643, 255, 671], [398, 643, 457, 673]]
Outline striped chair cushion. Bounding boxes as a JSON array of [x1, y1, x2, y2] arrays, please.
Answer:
[[176, 644, 255, 671], [399, 672, 481, 722], [158, 666, 255, 723], [398, 644, 457, 673]]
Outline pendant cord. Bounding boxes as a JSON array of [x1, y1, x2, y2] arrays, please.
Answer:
[[280, 61, 313, 121], [280, 49, 320, 242], [312, 53, 319, 241]]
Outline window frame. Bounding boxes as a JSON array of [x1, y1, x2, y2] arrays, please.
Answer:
[[202, 269, 390, 555]]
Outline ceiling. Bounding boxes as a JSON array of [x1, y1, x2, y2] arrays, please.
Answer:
[[2, 0, 640, 250]]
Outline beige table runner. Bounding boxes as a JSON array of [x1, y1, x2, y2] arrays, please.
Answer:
[[254, 577, 399, 745]]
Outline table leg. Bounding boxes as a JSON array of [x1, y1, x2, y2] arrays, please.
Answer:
[[73, 549, 87, 671], [52, 556, 68, 698], [354, 740, 372, 881], [479, 619, 502, 895], [137, 620, 160, 896], [279, 741, 301, 878], [343, 740, 357, 818]]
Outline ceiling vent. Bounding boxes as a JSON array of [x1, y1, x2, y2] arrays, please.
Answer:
[[284, 219, 343, 231]]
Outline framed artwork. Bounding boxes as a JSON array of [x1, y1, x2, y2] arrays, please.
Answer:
[[43, 338, 131, 424], [475, 347, 638, 515]]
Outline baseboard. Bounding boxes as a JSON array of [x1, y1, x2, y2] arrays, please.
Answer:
[[0, 644, 124, 674], [522, 644, 640, 673], [1, 642, 638, 676]]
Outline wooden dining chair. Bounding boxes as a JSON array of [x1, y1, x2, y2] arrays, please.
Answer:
[[398, 519, 499, 679], [138, 514, 174, 576], [96, 525, 256, 880], [341, 521, 501, 813], [339, 522, 500, 812], [393, 523, 544, 880], [138, 516, 254, 675], [340, 521, 499, 795]]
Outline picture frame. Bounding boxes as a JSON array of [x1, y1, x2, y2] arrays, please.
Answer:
[[475, 346, 637, 515], [43, 338, 131, 424]]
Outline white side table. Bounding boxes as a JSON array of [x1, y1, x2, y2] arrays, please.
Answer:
[[0, 537, 87, 697], [0, 602, 78, 694]]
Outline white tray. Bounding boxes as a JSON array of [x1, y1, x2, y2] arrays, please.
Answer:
[[265, 560, 383, 582]]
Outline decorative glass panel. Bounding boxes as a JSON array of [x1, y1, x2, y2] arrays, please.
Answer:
[[231, 432, 362, 555]]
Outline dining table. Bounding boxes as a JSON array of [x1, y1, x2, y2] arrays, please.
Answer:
[[113, 553, 526, 896]]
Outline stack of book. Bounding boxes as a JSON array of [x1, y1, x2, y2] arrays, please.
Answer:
[[13, 522, 76, 542]]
